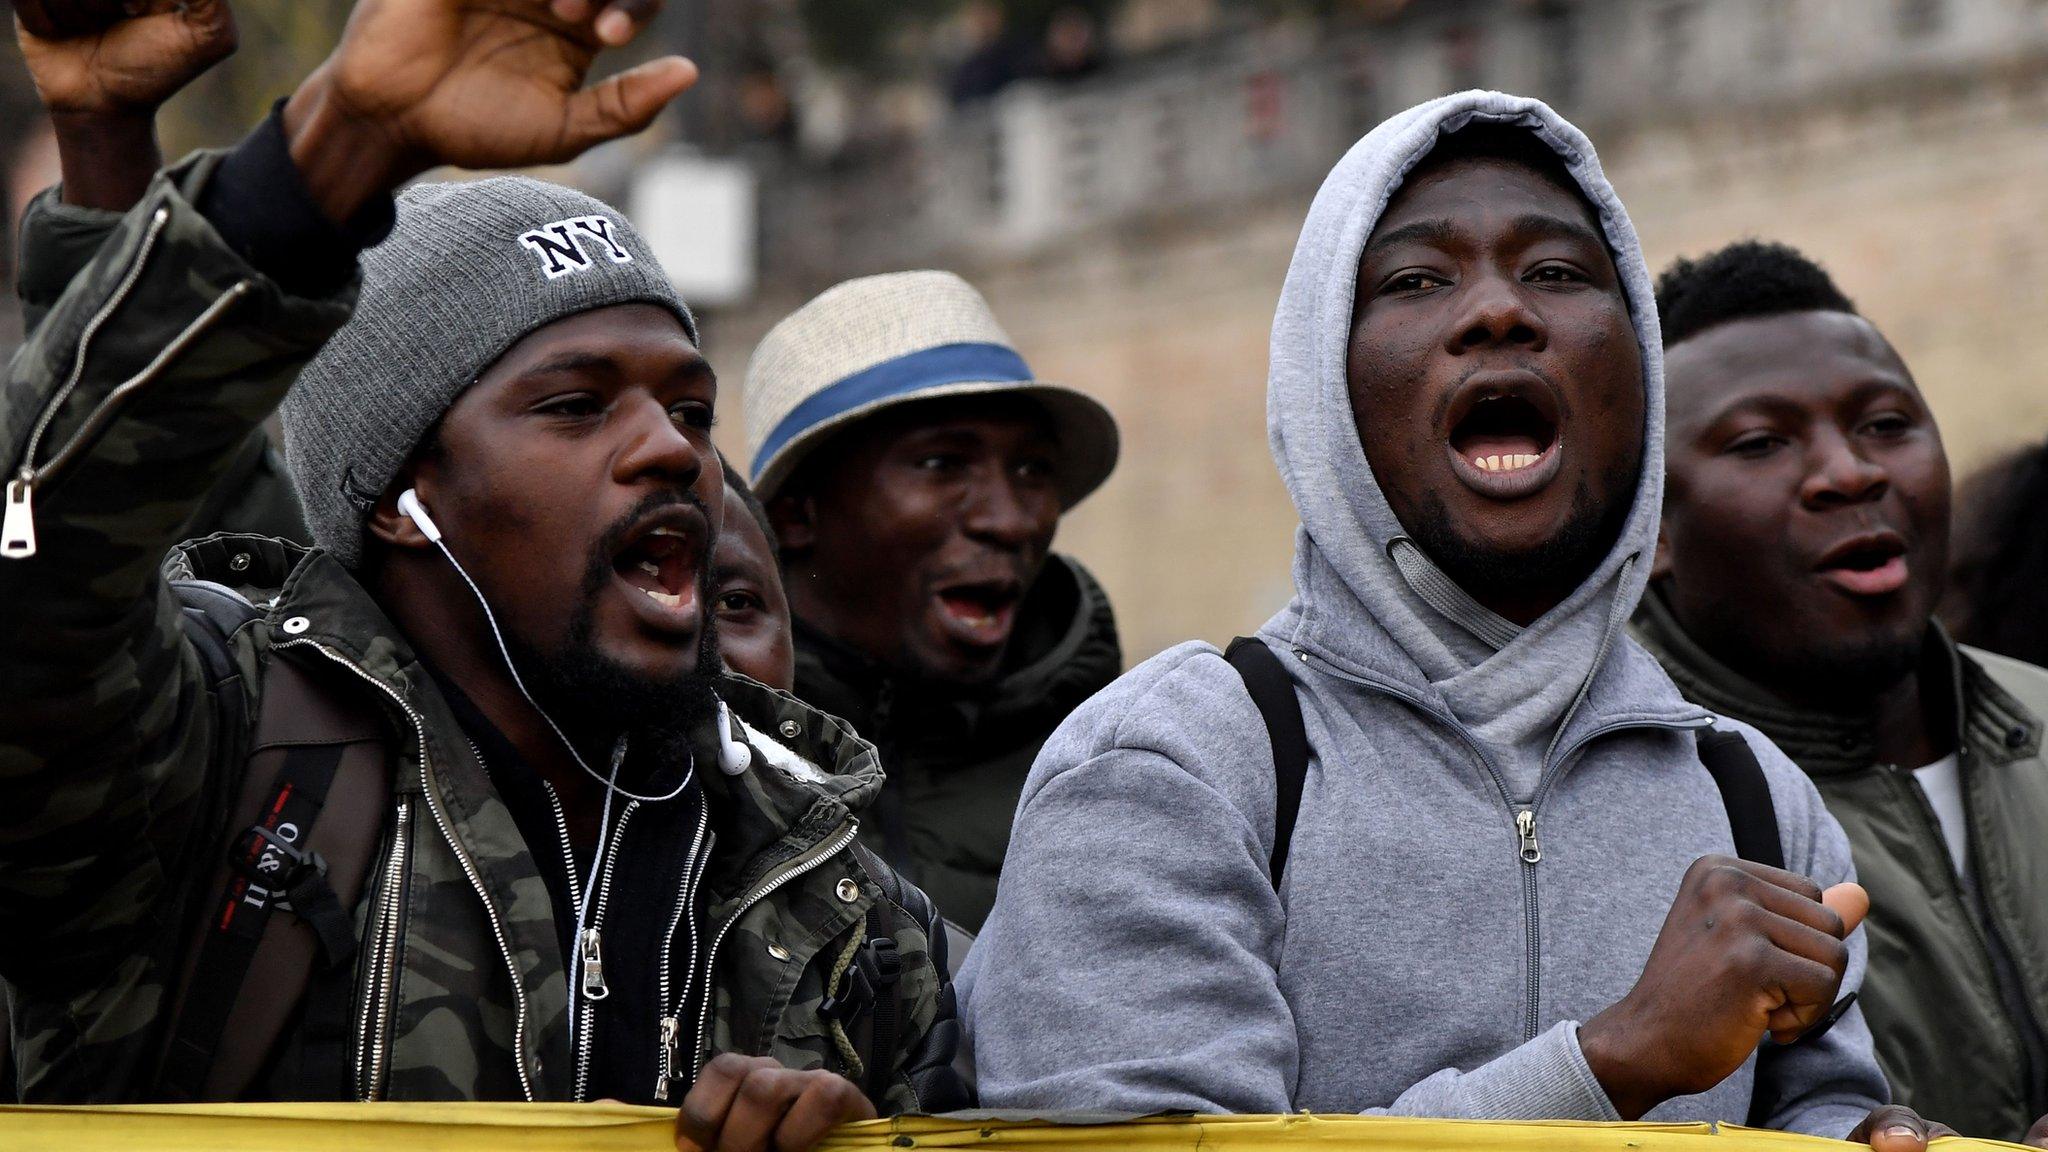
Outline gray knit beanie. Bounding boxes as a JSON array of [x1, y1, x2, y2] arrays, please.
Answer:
[[281, 175, 696, 569]]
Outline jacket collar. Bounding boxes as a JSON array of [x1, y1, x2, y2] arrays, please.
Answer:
[[168, 534, 890, 888], [702, 672, 881, 895], [170, 535, 887, 1095], [1633, 583, 2041, 775], [1277, 545, 1709, 749]]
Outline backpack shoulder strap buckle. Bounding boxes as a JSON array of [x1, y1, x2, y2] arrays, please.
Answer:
[[866, 935, 901, 984], [230, 822, 328, 895]]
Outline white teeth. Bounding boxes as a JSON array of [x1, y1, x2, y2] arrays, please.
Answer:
[[643, 588, 683, 608], [649, 527, 684, 538], [1474, 452, 1541, 473], [637, 559, 662, 578]]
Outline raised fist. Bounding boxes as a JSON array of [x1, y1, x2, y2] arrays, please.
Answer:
[[12, 0, 238, 119], [1580, 856, 1867, 1120]]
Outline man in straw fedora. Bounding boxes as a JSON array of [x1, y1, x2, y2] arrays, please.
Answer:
[[744, 270, 1123, 932]]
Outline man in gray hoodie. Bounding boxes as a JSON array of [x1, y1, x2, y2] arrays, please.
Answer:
[[960, 92, 1940, 1146]]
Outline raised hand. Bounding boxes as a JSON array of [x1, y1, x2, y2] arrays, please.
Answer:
[[1579, 855, 1868, 1120], [12, 0, 237, 119], [11, 0, 239, 210], [283, 0, 695, 223]]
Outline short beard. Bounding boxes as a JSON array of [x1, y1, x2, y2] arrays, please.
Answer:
[[510, 495, 724, 767], [1410, 466, 1635, 615], [1677, 586, 1927, 708], [1769, 628, 1925, 706]]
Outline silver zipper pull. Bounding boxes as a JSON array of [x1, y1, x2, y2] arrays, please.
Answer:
[[1516, 808, 1541, 864], [653, 1016, 681, 1101], [580, 927, 610, 1001], [2, 477, 36, 559]]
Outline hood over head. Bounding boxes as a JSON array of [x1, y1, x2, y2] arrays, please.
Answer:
[[1268, 91, 1666, 787]]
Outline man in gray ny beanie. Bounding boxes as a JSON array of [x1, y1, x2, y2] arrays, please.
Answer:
[[1, 0, 962, 1132], [264, 173, 968, 1119], [282, 175, 695, 567]]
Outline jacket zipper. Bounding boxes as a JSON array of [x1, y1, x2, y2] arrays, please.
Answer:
[[693, 820, 861, 1070], [355, 797, 412, 1099], [5, 206, 247, 558], [654, 804, 713, 1102], [1947, 752, 2048, 1079], [276, 637, 537, 1101], [535, 778, 586, 911], [1296, 651, 1544, 1038], [571, 801, 639, 1101], [1896, 765, 2030, 1068], [1297, 648, 1707, 1041]]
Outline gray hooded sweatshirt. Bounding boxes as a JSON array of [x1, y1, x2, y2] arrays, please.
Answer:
[[957, 91, 1888, 1135]]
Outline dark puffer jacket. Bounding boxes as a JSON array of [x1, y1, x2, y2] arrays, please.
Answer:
[[794, 555, 1122, 931]]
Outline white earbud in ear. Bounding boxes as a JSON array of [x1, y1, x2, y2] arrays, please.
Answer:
[[716, 699, 752, 776], [397, 488, 443, 543]]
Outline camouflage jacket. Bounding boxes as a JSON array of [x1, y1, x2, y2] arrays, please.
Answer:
[[13, 186, 310, 545], [0, 153, 964, 1108]]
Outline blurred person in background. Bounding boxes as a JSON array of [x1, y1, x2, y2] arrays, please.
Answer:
[[1034, 6, 1102, 83], [960, 94, 1928, 1146], [1637, 240, 2048, 1144], [9, 0, 307, 542], [1944, 436, 2048, 669], [713, 452, 795, 691], [745, 270, 1121, 932], [947, 0, 1024, 106]]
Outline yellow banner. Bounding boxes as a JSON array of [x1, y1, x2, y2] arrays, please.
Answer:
[[0, 1104, 2026, 1152]]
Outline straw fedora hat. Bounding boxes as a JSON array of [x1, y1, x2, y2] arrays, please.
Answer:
[[743, 270, 1120, 506]]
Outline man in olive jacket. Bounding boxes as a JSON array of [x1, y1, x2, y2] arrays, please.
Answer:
[[1638, 240, 2048, 1143], [0, 1, 965, 1141]]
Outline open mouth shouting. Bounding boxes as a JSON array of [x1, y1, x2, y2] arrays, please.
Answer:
[[1814, 530, 1910, 598], [933, 577, 1026, 650], [610, 507, 706, 635], [1443, 371, 1565, 499]]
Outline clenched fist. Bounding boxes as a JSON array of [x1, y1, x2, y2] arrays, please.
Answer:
[[676, 1054, 876, 1152], [12, 0, 240, 210], [1580, 855, 1867, 1121], [12, 0, 236, 118]]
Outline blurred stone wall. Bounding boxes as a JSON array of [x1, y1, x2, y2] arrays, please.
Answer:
[[701, 41, 2048, 664]]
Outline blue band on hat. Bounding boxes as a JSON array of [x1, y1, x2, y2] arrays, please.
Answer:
[[753, 342, 1035, 481]]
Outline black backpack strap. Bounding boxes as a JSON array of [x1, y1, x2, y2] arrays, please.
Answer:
[[153, 638, 395, 1101], [828, 845, 910, 1102], [1225, 637, 1310, 889], [159, 742, 355, 1099], [860, 893, 901, 1103], [1694, 727, 1785, 870], [1695, 724, 1804, 1128], [174, 578, 259, 776]]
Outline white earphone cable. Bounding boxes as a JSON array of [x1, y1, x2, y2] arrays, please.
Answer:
[[407, 492, 715, 1054], [428, 534, 696, 804]]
